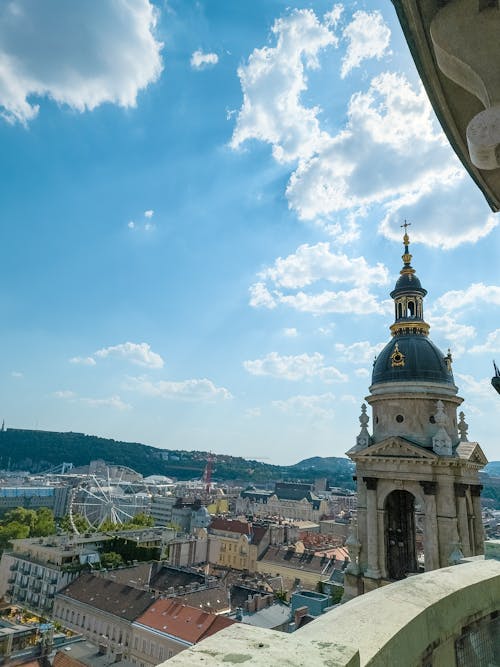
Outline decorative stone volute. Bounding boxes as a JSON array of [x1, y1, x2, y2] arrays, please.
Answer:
[[430, 0, 500, 169], [432, 400, 452, 456]]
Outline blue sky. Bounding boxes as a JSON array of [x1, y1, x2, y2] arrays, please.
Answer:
[[0, 0, 498, 465]]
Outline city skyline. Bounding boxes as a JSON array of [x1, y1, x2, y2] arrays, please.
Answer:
[[0, 0, 498, 465]]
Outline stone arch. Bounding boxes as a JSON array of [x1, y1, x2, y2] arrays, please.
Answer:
[[377, 481, 426, 581], [384, 489, 418, 580]]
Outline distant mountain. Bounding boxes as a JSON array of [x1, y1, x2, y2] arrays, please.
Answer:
[[485, 461, 500, 476], [0, 428, 355, 488]]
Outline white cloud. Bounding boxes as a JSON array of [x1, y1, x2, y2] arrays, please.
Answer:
[[283, 327, 298, 337], [469, 329, 500, 355], [95, 342, 164, 368], [273, 392, 335, 418], [250, 242, 390, 316], [11, 371, 23, 378], [335, 341, 385, 364], [54, 390, 130, 410], [69, 356, 96, 366], [128, 221, 136, 229], [53, 390, 76, 399], [0, 0, 163, 125], [190, 50, 219, 70], [80, 395, 131, 411], [428, 314, 476, 357], [232, 8, 495, 248], [243, 351, 347, 382], [125, 376, 232, 401], [341, 10, 391, 78], [433, 283, 500, 313], [456, 374, 497, 402], [355, 368, 370, 378], [245, 407, 262, 418], [144, 209, 154, 218], [259, 243, 388, 289], [231, 8, 336, 164]]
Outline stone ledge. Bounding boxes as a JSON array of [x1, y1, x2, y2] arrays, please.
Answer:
[[160, 559, 500, 666]]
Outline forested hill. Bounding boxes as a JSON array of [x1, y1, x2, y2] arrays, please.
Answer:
[[0, 428, 355, 487]]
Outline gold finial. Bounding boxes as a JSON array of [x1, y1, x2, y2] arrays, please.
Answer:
[[400, 220, 413, 267]]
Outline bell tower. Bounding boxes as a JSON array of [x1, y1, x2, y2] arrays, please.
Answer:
[[344, 228, 487, 600]]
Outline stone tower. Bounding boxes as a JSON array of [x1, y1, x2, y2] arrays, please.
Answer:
[[344, 229, 487, 599]]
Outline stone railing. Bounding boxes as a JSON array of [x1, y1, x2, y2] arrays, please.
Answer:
[[160, 556, 500, 666]]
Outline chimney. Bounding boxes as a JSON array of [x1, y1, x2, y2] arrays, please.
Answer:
[[294, 606, 308, 628]]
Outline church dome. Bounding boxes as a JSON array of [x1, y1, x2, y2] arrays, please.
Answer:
[[390, 271, 426, 297], [372, 335, 455, 386]]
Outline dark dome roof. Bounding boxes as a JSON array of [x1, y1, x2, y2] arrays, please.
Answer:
[[372, 335, 455, 386], [390, 272, 426, 298]]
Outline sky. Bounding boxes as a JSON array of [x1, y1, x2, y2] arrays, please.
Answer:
[[0, 0, 498, 466]]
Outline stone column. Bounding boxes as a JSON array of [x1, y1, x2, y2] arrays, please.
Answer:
[[363, 477, 381, 579], [420, 481, 439, 571], [470, 485, 485, 555], [455, 483, 471, 557], [436, 475, 459, 567]]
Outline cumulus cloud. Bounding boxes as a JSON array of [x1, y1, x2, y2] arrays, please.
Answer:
[[245, 407, 262, 418], [341, 10, 391, 78], [283, 327, 298, 337], [243, 351, 347, 382], [232, 7, 495, 248], [335, 341, 385, 364], [0, 0, 163, 125], [433, 283, 500, 313], [273, 392, 335, 418], [71, 342, 163, 369], [469, 329, 500, 355], [69, 356, 96, 366], [80, 395, 131, 410], [54, 390, 130, 410], [94, 342, 164, 368], [230, 8, 335, 163], [190, 50, 219, 69], [249, 242, 390, 315], [125, 376, 232, 401]]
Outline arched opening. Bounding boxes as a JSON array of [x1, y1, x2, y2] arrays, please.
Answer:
[[384, 490, 419, 580], [408, 301, 415, 317], [397, 302, 403, 319]]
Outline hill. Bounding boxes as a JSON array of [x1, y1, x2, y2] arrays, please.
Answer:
[[0, 428, 355, 487]]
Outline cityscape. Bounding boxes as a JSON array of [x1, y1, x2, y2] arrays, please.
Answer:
[[0, 1, 499, 667]]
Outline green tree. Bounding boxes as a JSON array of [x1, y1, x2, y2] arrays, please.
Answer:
[[0, 521, 30, 551], [100, 552, 124, 569], [32, 508, 56, 537], [59, 513, 92, 534], [4, 508, 36, 532]]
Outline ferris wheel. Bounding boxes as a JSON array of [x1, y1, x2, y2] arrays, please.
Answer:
[[69, 472, 151, 533]]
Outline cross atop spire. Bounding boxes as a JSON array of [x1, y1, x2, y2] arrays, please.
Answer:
[[400, 220, 411, 233]]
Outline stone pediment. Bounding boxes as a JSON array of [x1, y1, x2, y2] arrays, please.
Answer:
[[455, 441, 488, 466], [349, 436, 438, 461]]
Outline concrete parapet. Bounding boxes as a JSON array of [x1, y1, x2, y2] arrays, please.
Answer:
[[160, 558, 500, 666]]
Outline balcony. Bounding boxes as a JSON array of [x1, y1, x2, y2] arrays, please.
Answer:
[[162, 557, 500, 667]]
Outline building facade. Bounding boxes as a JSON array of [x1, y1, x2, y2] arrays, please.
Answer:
[[344, 232, 486, 598]]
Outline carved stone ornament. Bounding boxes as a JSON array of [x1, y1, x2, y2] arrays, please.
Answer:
[[432, 400, 452, 456], [355, 403, 371, 449], [458, 411, 469, 442]]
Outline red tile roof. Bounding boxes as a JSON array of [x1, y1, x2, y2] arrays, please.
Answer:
[[135, 598, 235, 645], [210, 518, 251, 535]]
